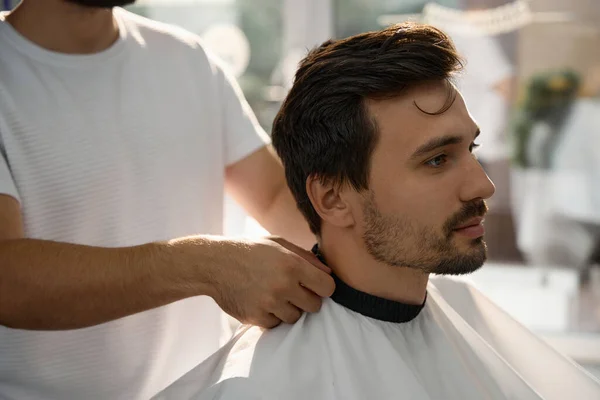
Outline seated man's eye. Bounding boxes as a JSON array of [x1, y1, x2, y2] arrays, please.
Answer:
[[426, 155, 447, 168]]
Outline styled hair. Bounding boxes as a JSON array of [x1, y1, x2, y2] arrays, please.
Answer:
[[271, 22, 463, 234]]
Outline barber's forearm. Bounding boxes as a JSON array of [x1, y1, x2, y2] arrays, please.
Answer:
[[0, 238, 213, 330], [257, 186, 316, 249]]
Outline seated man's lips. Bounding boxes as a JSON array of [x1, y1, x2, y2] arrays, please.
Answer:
[[453, 217, 485, 238]]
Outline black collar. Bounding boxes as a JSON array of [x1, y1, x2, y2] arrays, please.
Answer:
[[312, 244, 425, 323]]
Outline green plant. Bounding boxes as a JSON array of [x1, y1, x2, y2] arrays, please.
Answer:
[[511, 69, 580, 168]]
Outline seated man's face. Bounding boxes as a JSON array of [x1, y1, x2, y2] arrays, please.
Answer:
[[352, 81, 495, 275]]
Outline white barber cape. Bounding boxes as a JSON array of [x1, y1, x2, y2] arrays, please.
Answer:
[[154, 276, 600, 400]]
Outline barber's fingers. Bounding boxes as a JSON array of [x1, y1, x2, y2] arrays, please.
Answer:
[[288, 284, 323, 313], [296, 262, 336, 298], [272, 302, 303, 325], [253, 313, 282, 329], [268, 236, 331, 274]]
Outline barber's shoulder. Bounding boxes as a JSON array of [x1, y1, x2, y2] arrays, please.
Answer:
[[113, 7, 210, 57]]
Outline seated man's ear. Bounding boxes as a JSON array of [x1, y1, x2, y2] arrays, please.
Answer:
[[306, 175, 356, 229]]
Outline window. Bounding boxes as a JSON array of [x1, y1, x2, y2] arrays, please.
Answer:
[[334, 0, 459, 39]]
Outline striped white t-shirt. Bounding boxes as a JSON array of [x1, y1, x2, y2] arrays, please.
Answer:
[[0, 7, 269, 400]]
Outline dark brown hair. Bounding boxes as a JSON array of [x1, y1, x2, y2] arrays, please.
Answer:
[[271, 22, 463, 234]]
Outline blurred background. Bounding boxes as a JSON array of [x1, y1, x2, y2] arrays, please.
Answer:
[[5, 0, 599, 379]]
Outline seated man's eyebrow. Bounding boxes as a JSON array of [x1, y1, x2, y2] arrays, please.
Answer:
[[409, 128, 481, 161], [410, 135, 463, 161]]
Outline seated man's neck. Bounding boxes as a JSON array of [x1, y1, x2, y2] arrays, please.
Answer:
[[318, 232, 428, 305]]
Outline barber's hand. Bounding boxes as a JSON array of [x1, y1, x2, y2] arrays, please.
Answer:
[[211, 237, 335, 328]]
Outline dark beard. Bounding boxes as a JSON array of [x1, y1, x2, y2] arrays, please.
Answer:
[[362, 197, 488, 275], [65, 0, 136, 8]]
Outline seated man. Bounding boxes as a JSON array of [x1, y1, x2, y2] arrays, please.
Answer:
[[154, 23, 600, 400]]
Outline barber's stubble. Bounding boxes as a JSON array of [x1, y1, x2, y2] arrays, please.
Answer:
[[65, 0, 136, 8]]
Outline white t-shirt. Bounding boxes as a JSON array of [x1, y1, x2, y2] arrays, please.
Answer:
[[0, 7, 269, 400], [154, 276, 600, 400]]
